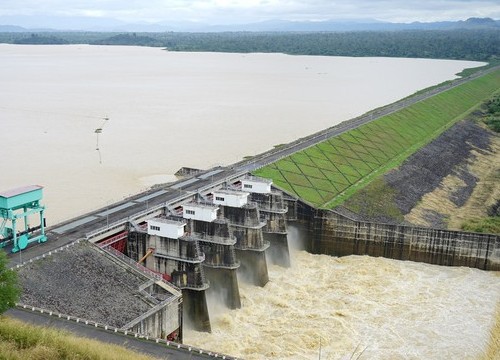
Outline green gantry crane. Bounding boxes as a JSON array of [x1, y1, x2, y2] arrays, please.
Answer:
[[0, 185, 47, 253]]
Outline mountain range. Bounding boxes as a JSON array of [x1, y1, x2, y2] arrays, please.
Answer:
[[0, 16, 498, 33]]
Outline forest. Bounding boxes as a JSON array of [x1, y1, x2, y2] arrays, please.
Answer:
[[0, 29, 498, 62]]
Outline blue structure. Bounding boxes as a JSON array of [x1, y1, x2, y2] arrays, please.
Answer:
[[0, 185, 47, 253]]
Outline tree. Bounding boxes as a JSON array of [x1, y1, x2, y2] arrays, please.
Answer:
[[0, 250, 20, 314]]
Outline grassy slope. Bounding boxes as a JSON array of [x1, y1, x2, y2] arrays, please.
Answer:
[[253, 69, 500, 208], [0, 316, 156, 360]]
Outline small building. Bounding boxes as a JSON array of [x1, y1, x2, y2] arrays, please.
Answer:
[[183, 203, 218, 222], [241, 177, 272, 194], [213, 189, 249, 208], [147, 218, 186, 239]]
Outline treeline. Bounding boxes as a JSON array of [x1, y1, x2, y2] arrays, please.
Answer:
[[159, 30, 500, 61], [0, 29, 498, 61], [483, 95, 500, 132], [11, 33, 69, 45]]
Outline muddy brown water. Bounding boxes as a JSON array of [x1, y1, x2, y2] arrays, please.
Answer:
[[0, 44, 482, 224], [185, 249, 500, 359]]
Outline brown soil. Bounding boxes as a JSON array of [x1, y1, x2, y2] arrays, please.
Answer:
[[336, 119, 500, 230], [407, 137, 500, 229]]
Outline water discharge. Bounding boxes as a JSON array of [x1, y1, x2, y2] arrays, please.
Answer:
[[185, 250, 500, 359]]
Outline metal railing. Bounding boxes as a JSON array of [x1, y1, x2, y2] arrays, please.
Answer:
[[153, 251, 206, 264], [105, 246, 163, 281], [15, 303, 238, 359], [96, 231, 128, 248], [183, 232, 237, 245], [203, 259, 240, 270], [85, 205, 164, 240], [235, 240, 270, 252]]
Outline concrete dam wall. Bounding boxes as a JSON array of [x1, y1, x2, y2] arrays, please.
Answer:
[[293, 201, 499, 271]]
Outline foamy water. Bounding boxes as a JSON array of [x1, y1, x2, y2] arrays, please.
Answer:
[[185, 250, 499, 359], [0, 44, 483, 224]]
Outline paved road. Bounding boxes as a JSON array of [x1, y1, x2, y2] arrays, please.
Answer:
[[6, 308, 231, 360]]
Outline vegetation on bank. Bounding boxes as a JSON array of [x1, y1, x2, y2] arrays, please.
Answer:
[[12, 33, 69, 45], [451, 96, 500, 235], [0, 250, 19, 315], [91, 33, 164, 47], [0, 29, 498, 61], [340, 177, 404, 222], [0, 316, 156, 360], [483, 94, 500, 132], [253, 69, 500, 209], [461, 217, 500, 234], [460, 199, 500, 234]]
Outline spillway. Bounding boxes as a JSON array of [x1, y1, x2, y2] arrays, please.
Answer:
[[184, 248, 500, 359]]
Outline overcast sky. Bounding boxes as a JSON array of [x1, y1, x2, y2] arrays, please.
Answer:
[[1, 0, 499, 25]]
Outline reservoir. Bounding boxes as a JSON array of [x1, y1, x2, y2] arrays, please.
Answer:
[[0, 44, 482, 224]]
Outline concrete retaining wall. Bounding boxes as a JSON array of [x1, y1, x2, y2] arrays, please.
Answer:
[[300, 204, 499, 271]]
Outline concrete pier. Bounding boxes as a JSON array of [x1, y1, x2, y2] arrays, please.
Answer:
[[219, 202, 270, 286], [182, 289, 211, 333], [262, 232, 290, 267], [250, 191, 291, 267], [235, 248, 269, 286], [127, 218, 211, 332], [204, 267, 241, 309], [186, 218, 241, 309]]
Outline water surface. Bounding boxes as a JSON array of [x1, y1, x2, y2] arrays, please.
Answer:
[[0, 44, 482, 223]]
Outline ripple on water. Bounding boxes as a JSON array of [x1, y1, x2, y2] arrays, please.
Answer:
[[184, 251, 500, 360]]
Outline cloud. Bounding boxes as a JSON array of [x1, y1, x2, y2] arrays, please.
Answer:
[[0, 0, 499, 24]]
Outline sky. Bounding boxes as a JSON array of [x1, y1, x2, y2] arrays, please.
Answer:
[[1, 0, 499, 25]]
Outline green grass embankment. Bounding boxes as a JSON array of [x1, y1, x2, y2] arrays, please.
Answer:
[[253, 69, 500, 208], [0, 316, 156, 360], [461, 217, 500, 234]]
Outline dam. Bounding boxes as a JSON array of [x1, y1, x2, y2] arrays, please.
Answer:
[[3, 65, 500, 359]]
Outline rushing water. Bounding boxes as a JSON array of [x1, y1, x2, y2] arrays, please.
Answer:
[[185, 250, 500, 360], [1, 45, 496, 358], [0, 44, 483, 224]]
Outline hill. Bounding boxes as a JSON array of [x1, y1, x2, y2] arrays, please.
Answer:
[[0, 16, 498, 32]]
